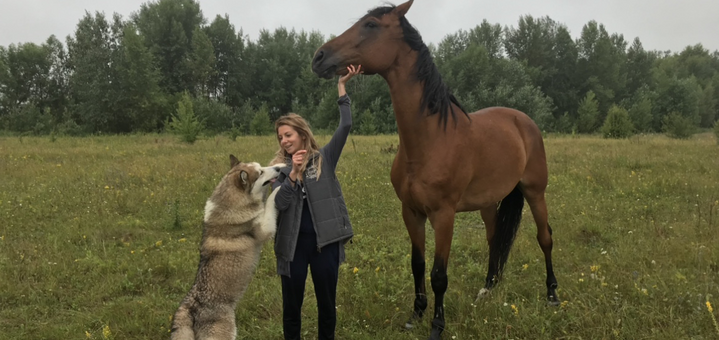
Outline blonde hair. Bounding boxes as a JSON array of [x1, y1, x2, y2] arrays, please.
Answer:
[[271, 113, 322, 181]]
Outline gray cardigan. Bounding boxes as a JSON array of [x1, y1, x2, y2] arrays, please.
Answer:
[[272, 94, 353, 276]]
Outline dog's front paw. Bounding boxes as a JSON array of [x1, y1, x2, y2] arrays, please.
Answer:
[[267, 186, 280, 206]]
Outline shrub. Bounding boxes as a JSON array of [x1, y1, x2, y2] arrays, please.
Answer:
[[601, 105, 634, 139], [357, 109, 378, 135], [577, 91, 599, 133], [249, 104, 274, 136], [167, 92, 204, 143], [192, 97, 234, 134], [714, 120, 719, 144], [628, 97, 653, 133], [662, 112, 695, 139]]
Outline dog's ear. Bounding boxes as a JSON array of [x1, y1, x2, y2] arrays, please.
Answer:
[[239, 170, 248, 186], [230, 154, 240, 168]]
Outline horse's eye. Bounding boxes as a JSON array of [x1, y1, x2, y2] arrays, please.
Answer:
[[364, 21, 377, 29]]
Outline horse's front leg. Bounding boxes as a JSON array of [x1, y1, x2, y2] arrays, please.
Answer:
[[402, 205, 428, 330], [427, 208, 456, 340]]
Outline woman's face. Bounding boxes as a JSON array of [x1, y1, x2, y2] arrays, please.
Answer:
[[277, 125, 305, 155]]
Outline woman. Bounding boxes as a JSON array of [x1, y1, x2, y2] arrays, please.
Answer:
[[270, 65, 362, 340]]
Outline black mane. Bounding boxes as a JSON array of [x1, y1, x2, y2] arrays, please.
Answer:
[[366, 6, 468, 128]]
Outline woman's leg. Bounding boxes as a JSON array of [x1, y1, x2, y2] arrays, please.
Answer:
[[281, 233, 314, 340], [309, 242, 340, 340]]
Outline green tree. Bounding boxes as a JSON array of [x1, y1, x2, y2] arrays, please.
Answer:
[[698, 84, 717, 128], [0, 39, 65, 123], [577, 91, 600, 133], [205, 15, 248, 107], [653, 75, 701, 130], [625, 38, 655, 96], [116, 23, 166, 132], [168, 92, 204, 143], [246, 28, 309, 120], [187, 27, 215, 97], [601, 105, 634, 138], [576, 21, 627, 115], [468, 20, 504, 59], [133, 0, 205, 94], [66, 12, 122, 133]]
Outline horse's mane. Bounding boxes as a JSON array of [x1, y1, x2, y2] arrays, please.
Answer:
[[365, 6, 468, 128]]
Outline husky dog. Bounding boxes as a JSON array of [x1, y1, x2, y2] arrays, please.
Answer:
[[171, 155, 284, 340]]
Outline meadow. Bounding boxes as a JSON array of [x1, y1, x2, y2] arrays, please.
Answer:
[[1, 133, 718, 340]]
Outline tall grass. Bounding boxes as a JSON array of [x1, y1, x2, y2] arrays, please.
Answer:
[[1, 133, 717, 339]]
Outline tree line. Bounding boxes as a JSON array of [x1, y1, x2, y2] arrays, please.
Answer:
[[1, 0, 718, 137]]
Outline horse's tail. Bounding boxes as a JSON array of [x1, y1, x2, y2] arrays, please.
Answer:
[[491, 185, 524, 278], [170, 303, 195, 340]]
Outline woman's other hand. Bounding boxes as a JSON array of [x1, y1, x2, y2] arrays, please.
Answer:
[[339, 64, 362, 85], [338, 65, 362, 97], [289, 149, 307, 183]]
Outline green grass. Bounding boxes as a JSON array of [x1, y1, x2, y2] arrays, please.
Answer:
[[1, 133, 718, 339]]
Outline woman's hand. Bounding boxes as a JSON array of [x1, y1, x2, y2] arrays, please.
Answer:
[[339, 64, 362, 85], [338, 65, 362, 97], [289, 150, 307, 183]]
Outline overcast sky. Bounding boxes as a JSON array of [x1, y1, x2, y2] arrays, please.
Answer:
[[1, 0, 718, 53]]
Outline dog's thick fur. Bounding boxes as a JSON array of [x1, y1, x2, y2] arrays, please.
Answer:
[[170, 155, 284, 340]]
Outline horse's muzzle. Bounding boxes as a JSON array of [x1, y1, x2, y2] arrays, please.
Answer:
[[311, 49, 337, 79]]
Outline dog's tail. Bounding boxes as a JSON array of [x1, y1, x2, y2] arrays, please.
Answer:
[[170, 303, 194, 340]]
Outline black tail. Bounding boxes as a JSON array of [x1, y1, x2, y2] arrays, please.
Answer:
[[491, 186, 524, 278]]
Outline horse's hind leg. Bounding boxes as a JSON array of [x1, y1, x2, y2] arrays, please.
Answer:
[[402, 205, 428, 330], [478, 206, 498, 299], [523, 188, 559, 305]]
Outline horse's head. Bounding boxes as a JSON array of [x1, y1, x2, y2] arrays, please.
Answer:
[[312, 0, 414, 79]]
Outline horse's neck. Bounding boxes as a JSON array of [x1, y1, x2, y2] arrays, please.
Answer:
[[382, 53, 442, 158]]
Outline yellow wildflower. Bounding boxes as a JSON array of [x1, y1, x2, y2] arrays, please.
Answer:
[[102, 324, 111, 339], [590, 265, 600, 272], [155, 240, 163, 247], [85, 330, 91, 338], [522, 263, 529, 271], [353, 267, 359, 274], [178, 238, 187, 243], [511, 304, 519, 316], [104, 185, 110, 190], [708, 301, 714, 313], [375, 266, 380, 273]]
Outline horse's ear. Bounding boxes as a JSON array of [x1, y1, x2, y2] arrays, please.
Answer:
[[394, 0, 414, 17], [230, 154, 240, 168]]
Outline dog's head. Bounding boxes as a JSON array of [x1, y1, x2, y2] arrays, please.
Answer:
[[228, 155, 284, 201]]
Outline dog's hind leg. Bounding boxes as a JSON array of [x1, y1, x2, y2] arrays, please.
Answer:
[[196, 306, 237, 340], [170, 304, 195, 340]]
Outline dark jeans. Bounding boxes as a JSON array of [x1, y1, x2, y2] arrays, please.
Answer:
[[281, 232, 339, 340]]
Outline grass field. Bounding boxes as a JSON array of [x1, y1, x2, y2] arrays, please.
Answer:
[[1, 133, 718, 339]]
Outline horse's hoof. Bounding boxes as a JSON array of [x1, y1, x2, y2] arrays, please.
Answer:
[[405, 315, 421, 330], [427, 328, 443, 340], [547, 294, 560, 306], [474, 288, 491, 303]]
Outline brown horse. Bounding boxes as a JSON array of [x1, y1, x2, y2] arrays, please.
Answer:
[[312, 1, 558, 339]]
